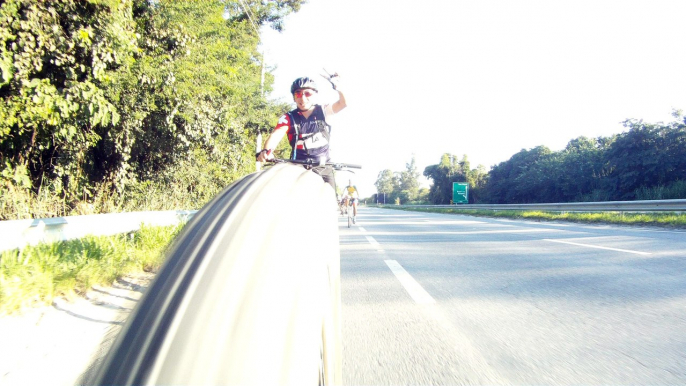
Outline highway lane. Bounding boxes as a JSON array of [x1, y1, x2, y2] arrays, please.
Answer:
[[338, 207, 686, 385]]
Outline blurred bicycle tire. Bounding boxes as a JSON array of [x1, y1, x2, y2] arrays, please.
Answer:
[[93, 163, 342, 385]]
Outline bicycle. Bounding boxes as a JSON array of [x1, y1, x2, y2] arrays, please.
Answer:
[[343, 197, 357, 228], [338, 198, 347, 217]]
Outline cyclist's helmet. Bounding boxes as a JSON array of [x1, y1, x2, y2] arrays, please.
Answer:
[[290, 77, 318, 94]]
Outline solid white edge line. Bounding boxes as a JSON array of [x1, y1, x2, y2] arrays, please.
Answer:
[[543, 239, 652, 256], [385, 260, 435, 304]]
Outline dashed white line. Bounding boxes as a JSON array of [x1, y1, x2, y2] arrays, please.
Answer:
[[365, 235, 380, 247], [384, 260, 436, 304], [356, 226, 384, 252], [359, 225, 433, 302], [358, 216, 474, 307], [543, 239, 652, 256]]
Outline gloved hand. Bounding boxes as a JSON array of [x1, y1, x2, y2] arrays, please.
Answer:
[[321, 70, 340, 90], [256, 149, 273, 162]]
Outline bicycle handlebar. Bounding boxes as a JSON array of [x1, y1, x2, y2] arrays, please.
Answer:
[[268, 158, 362, 170]]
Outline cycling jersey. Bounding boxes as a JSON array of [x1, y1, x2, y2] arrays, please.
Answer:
[[273, 104, 334, 161], [343, 185, 358, 199]]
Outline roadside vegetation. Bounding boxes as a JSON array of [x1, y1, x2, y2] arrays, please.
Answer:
[[383, 206, 686, 228], [373, 113, 686, 205], [0, 0, 307, 316], [0, 0, 303, 220], [0, 223, 183, 315]]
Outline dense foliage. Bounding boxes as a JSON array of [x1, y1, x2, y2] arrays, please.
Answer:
[[374, 154, 487, 205], [484, 114, 686, 203], [0, 0, 302, 220], [372, 156, 425, 204], [411, 113, 686, 204], [423, 154, 487, 204]]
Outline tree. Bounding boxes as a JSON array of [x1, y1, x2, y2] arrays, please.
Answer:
[[397, 156, 420, 203], [423, 153, 464, 204], [603, 117, 686, 200], [0, 0, 304, 219], [0, 0, 137, 197], [479, 115, 686, 204], [483, 146, 552, 203], [422, 153, 489, 204], [374, 169, 395, 204], [556, 136, 611, 202]]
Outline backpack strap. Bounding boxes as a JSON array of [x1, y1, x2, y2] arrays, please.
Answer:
[[287, 105, 331, 159], [314, 105, 331, 143], [287, 111, 299, 160]]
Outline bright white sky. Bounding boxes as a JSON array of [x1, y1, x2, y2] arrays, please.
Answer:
[[259, 0, 686, 198]]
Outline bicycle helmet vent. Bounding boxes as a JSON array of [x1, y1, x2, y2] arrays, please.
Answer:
[[290, 77, 318, 94]]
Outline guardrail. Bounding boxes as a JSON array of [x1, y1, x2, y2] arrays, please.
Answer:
[[0, 210, 197, 253], [387, 199, 686, 212], [5, 198, 684, 253]]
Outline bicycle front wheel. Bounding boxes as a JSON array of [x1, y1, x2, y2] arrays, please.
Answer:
[[94, 164, 342, 385]]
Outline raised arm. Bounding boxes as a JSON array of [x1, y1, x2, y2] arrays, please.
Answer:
[[332, 89, 346, 113], [323, 72, 346, 114]]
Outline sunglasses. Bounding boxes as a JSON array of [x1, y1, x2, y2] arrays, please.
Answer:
[[294, 90, 315, 98]]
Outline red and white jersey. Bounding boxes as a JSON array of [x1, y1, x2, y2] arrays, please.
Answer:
[[273, 104, 334, 161]]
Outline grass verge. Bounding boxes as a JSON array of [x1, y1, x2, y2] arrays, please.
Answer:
[[0, 223, 184, 315], [385, 207, 686, 228]]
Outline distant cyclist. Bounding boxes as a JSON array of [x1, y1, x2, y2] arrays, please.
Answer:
[[256, 73, 347, 192], [342, 180, 359, 217], [338, 195, 348, 216]]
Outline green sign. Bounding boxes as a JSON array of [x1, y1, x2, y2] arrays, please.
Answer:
[[452, 182, 469, 204]]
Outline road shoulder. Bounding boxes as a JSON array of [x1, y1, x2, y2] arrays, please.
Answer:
[[0, 272, 153, 386]]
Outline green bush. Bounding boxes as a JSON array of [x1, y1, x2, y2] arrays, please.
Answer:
[[635, 180, 686, 200]]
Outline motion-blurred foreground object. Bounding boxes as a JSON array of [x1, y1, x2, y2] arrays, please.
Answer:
[[93, 163, 342, 385]]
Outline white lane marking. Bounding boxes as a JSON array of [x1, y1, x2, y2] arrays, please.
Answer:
[[365, 235, 380, 247], [357, 227, 384, 251], [385, 260, 436, 304], [543, 239, 652, 256]]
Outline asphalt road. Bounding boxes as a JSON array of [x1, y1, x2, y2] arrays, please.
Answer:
[[338, 207, 686, 385]]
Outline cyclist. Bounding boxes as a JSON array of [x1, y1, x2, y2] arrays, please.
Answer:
[[342, 180, 359, 218], [338, 195, 348, 216], [256, 73, 347, 192]]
